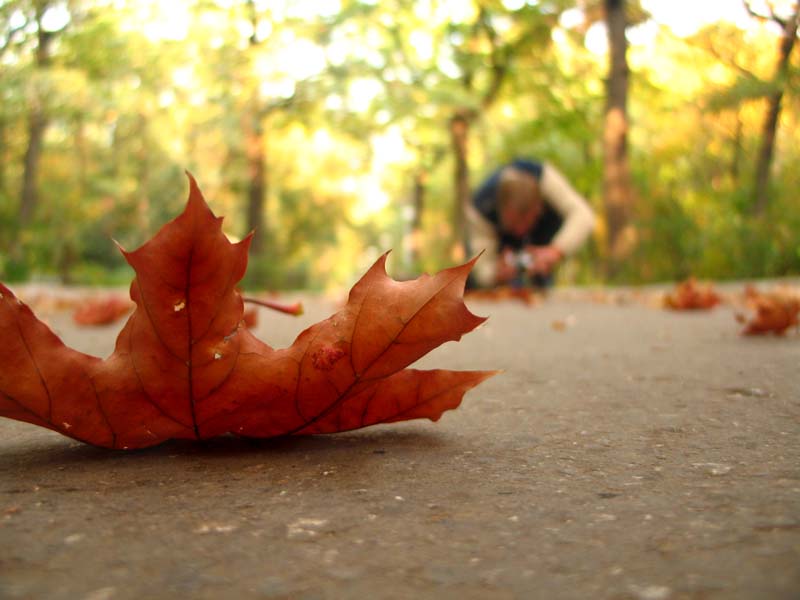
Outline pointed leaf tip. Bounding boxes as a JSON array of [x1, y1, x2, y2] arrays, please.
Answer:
[[185, 169, 198, 187], [237, 230, 254, 254], [377, 250, 391, 272], [185, 170, 207, 208]]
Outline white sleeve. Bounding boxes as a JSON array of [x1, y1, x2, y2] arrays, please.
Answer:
[[540, 162, 596, 256], [465, 203, 499, 287]]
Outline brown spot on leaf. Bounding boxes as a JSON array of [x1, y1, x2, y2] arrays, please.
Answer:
[[312, 344, 347, 371]]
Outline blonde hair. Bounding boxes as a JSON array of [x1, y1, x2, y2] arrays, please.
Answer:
[[498, 167, 541, 212]]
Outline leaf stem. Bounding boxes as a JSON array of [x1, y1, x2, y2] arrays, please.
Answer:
[[242, 296, 304, 316]]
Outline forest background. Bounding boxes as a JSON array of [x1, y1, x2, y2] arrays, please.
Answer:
[[1, 0, 798, 291]]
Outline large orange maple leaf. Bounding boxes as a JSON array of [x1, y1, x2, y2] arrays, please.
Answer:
[[0, 176, 496, 449]]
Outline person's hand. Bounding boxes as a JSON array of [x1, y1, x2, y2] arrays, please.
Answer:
[[526, 245, 563, 275], [495, 249, 518, 284]]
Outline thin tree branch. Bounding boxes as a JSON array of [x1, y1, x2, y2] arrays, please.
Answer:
[[742, 0, 789, 28], [0, 23, 26, 58], [477, 6, 509, 110], [690, 35, 759, 80]]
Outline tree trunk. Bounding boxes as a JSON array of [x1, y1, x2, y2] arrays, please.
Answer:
[[407, 167, 427, 268], [243, 0, 268, 255], [440, 6, 512, 264], [730, 114, 743, 182], [135, 112, 151, 232], [0, 112, 7, 195], [19, 107, 47, 228], [411, 170, 426, 232], [602, 0, 636, 273], [57, 116, 88, 284], [752, 2, 798, 215], [449, 111, 471, 262], [244, 110, 267, 254], [18, 7, 55, 230]]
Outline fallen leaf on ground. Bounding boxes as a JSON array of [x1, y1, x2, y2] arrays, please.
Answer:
[[15, 287, 86, 315], [73, 295, 134, 326], [551, 315, 577, 331], [465, 286, 541, 306], [0, 174, 497, 449], [664, 277, 721, 310], [736, 286, 800, 335]]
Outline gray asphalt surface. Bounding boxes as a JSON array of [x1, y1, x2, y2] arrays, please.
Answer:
[[1, 289, 798, 599]]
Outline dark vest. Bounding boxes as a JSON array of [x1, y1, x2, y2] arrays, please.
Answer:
[[472, 159, 563, 252]]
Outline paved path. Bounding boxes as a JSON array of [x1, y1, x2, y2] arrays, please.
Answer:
[[1, 291, 798, 599]]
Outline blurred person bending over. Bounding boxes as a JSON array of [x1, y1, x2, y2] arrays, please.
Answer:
[[467, 158, 595, 289]]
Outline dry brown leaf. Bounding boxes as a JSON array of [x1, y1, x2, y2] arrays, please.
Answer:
[[0, 175, 497, 449], [664, 277, 721, 310], [737, 286, 800, 335]]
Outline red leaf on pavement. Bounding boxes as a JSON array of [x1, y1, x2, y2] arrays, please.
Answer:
[[465, 286, 541, 306], [664, 277, 721, 310], [737, 286, 800, 335], [0, 175, 496, 449], [73, 295, 133, 326]]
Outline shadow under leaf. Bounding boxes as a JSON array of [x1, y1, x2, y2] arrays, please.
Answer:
[[0, 422, 458, 476]]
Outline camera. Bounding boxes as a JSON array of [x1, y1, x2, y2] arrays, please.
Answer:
[[505, 250, 534, 271]]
